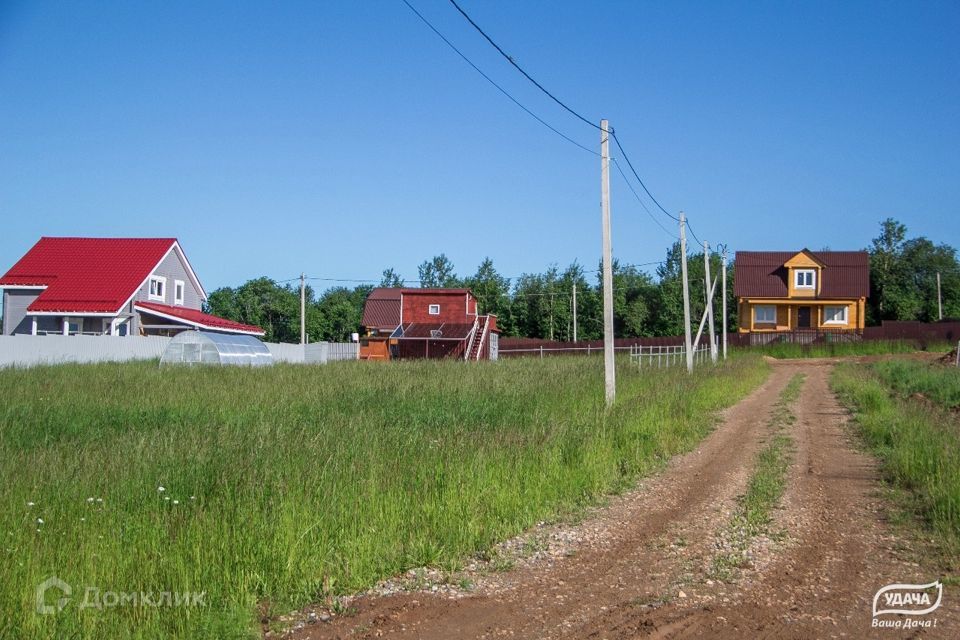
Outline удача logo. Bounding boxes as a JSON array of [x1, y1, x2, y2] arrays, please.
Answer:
[[872, 580, 942, 629]]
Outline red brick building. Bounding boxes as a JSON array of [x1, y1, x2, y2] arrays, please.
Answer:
[[360, 288, 499, 360]]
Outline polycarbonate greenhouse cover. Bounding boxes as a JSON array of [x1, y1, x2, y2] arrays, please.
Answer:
[[159, 330, 273, 367]]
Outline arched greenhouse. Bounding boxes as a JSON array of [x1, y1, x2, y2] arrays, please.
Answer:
[[159, 331, 273, 367]]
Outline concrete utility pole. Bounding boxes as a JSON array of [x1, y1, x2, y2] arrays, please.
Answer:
[[937, 272, 943, 320], [680, 212, 693, 373], [572, 282, 578, 343], [600, 119, 616, 406], [721, 248, 728, 360], [704, 241, 717, 363], [300, 273, 306, 345]]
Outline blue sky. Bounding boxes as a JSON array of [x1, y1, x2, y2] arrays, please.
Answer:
[[1, 0, 957, 292]]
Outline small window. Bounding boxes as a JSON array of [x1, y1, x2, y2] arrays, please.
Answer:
[[823, 305, 848, 324], [174, 280, 185, 305], [795, 269, 815, 289], [149, 276, 167, 302], [65, 318, 82, 335], [754, 305, 776, 324], [428, 304, 440, 315]]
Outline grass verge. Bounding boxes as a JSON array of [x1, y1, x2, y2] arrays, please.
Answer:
[[831, 361, 960, 562], [748, 339, 920, 360], [710, 373, 804, 581], [0, 354, 768, 639]]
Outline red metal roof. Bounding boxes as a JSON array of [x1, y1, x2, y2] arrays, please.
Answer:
[[135, 302, 265, 336], [734, 250, 869, 298], [0, 237, 179, 313], [361, 288, 402, 330]]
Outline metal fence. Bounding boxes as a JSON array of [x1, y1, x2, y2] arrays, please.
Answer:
[[0, 335, 360, 368], [628, 342, 713, 369], [304, 342, 359, 364]]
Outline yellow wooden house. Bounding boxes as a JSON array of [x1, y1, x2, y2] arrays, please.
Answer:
[[734, 249, 869, 333]]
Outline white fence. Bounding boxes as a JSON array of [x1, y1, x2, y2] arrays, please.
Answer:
[[0, 335, 360, 368], [628, 342, 712, 369]]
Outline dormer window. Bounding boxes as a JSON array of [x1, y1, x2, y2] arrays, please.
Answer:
[[794, 269, 815, 289], [148, 276, 166, 302]]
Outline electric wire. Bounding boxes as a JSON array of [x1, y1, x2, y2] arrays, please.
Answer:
[[447, 0, 602, 132], [445, 0, 704, 245], [401, 0, 599, 156], [613, 158, 677, 240]]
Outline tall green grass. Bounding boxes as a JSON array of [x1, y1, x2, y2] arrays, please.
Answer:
[[749, 339, 917, 360], [869, 359, 960, 410], [831, 362, 960, 557], [0, 356, 767, 639]]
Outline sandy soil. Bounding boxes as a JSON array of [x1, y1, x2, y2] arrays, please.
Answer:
[[282, 361, 957, 639]]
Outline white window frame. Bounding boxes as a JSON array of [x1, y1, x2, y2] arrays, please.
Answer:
[[753, 305, 776, 324], [823, 305, 848, 325], [794, 269, 816, 290], [428, 304, 440, 315], [148, 276, 167, 302], [174, 279, 185, 305]]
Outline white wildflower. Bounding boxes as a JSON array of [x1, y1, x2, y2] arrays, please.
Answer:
[[27, 502, 35, 507], [96, 498, 103, 503], [173, 500, 179, 505], [36, 518, 44, 525], [157, 486, 166, 493]]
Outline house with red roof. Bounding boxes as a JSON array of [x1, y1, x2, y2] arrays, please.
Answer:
[[734, 249, 869, 333], [0, 237, 264, 337], [359, 288, 499, 360]]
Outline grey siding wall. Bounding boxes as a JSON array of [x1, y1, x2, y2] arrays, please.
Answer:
[[133, 248, 204, 309], [2, 289, 43, 335]]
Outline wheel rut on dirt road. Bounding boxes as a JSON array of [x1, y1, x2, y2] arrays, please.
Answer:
[[286, 361, 957, 640]]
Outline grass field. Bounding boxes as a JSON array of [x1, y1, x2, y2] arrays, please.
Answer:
[[832, 359, 960, 558], [749, 339, 920, 359], [0, 355, 768, 639]]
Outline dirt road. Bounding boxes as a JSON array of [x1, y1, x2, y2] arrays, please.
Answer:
[[285, 361, 957, 639]]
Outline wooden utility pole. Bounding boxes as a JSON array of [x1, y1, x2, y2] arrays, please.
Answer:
[[721, 248, 728, 360], [572, 282, 578, 343], [300, 273, 306, 345], [937, 272, 943, 320], [600, 119, 615, 406], [704, 241, 717, 363], [680, 212, 693, 373]]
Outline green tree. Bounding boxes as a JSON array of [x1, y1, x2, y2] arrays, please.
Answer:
[[379, 268, 404, 288], [867, 218, 960, 322], [464, 257, 513, 334], [417, 254, 459, 288]]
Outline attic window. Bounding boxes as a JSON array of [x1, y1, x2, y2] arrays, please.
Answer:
[[174, 280, 185, 305], [148, 276, 167, 302], [794, 269, 815, 289], [428, 304, 440, 315]]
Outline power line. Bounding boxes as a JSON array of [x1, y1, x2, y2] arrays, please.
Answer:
[[447, 0, 602, 132], [445, 0, 698, 245], [609, 131, 679, 223], [400, 0, 599, 156], [613, 158, 677, 240]]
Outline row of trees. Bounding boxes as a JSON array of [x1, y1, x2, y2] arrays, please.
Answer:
[[205, 219, 958, 343]]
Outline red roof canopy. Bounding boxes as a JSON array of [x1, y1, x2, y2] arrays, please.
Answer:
[[0, 237, 182, 313], [135, 302, 265, 336]]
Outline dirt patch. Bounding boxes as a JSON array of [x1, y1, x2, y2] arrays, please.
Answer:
[[280, 362, 957, 639]]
